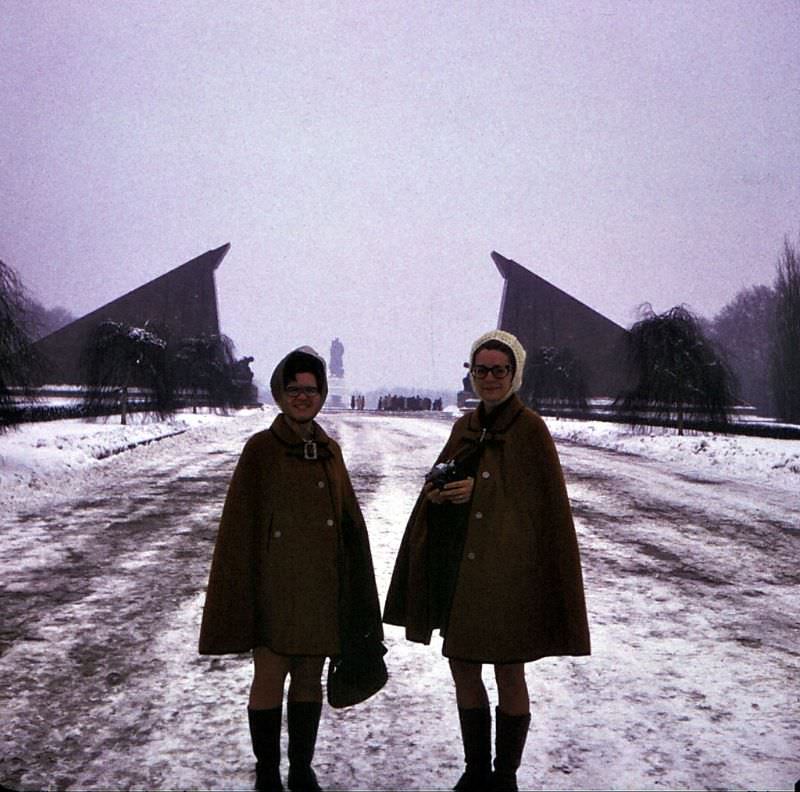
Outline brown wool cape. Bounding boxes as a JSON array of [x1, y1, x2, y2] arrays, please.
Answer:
[[383, 394, 591, 663], [198, 413, 382, 657]]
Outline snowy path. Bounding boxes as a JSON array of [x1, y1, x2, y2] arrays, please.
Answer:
[[1, 411, 798, 791]]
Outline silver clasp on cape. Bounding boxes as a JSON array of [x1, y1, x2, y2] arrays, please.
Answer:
[[303, 440, 318, 460]]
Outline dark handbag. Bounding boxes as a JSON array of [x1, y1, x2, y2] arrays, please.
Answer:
[[327, 634, 388, 709], [330, 507, 387, 708]]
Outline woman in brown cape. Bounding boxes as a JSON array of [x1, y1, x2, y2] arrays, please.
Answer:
[[199, 347, 382, 792], [383, 330, 590, 792]]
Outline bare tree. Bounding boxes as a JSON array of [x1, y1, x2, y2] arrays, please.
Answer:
[[520, 346, 589, 412], [614, 304, 737, 435], [708, 284, 776, 416], [771, 234, 800, 422], [82, 320, 174, 424], [0, 260, 40, 431]]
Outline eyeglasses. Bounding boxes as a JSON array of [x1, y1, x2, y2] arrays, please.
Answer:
[[285, 386, 320, 398], [471, 365, 512, 380]]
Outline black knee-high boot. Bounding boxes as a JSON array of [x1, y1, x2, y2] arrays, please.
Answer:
[[453, 706, 492, 791], [287, 700, 323, 792], [248, 706, 284, 792], [491, 708, 531, 792]]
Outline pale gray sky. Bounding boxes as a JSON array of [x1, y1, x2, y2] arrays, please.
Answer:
[[2, 0, 798, 390]]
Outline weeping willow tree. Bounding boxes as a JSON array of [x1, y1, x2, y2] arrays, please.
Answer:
[[520, 346, 589, 412], [82, 320, 174, 424], [771, 235, 800, 423], [0, 260, 40, 431], [173, 333, 238, 412], [614, 305, 737, 435]]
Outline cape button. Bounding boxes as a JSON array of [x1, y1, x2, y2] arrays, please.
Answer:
[[317, 481, 325, 488], [481, 471, 490, 479], [326, 519, 334, 527], [274, 530, 282, 538], [467, 551, 476, 560], [474, 511, 483, 520]]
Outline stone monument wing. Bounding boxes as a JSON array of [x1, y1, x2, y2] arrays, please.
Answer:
[[33, 244, 230, 385], [492, 250, 630, 398]]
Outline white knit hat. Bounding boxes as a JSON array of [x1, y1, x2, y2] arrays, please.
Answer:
[[469, 329, 527, 395]]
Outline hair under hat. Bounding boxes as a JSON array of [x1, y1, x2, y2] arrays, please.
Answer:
[[269, 346, 328, 408]]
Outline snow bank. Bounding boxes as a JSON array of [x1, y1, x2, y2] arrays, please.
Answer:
[[543, 417, 800, 487], [0, 408, 275, 512]]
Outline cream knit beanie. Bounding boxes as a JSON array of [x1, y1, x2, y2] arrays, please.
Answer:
[[469, 329, 527, 396]]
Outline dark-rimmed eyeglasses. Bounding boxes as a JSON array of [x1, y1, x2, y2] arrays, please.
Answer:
[[471, 365, 512, 379], [285, 385, 320, 398]]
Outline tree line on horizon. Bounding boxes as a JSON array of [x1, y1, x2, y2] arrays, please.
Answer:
[[2, 230, 799, 432]]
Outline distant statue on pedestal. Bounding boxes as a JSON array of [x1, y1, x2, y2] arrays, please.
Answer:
[[457, 363, 477, 408], [330, 337, 344, 378], [324, 338, 346, 409]]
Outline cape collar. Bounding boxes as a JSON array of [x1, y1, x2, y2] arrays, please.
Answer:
[[269, 413, 333, 459], [464, 393, 525, 438]]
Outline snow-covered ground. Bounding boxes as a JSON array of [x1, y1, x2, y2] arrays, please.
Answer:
[[0, 410, 237, 512], [1, 408, 798, 791], [545, 417, 800, 486], [2, 409, 798, 509]]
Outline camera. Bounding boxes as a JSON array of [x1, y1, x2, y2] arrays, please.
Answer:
[[425, 459, 461, 490]]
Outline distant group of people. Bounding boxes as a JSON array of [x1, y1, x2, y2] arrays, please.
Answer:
[[378, 394, 443, 412], [349, 393, 366, 410]]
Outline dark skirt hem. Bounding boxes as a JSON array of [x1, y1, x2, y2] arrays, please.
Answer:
[[441, 646, 591, 664], [253, 643, 331, 659]]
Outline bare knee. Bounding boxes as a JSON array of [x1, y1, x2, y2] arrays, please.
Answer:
[[449, 658, 482, 687], [494, 663, 529, 715], [494, 663, 525, 691], [288, 656, 325, 702], [449, 659, 489, 708], [250, 647, 291, 709]]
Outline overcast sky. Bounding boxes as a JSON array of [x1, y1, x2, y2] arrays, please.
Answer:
[[2, 1, 798, 390]]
